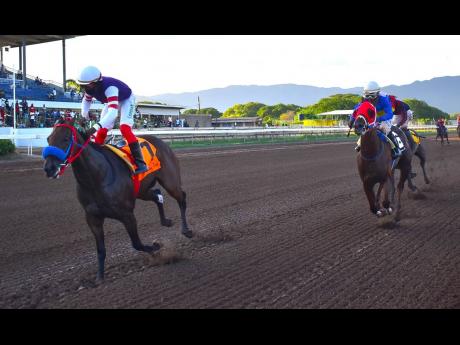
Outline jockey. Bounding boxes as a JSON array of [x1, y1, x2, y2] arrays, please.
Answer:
[[436, 117, 445, 128], [77, 66, 148, 174], [387, 94, 415, 147], [349, 81, 403, 158]]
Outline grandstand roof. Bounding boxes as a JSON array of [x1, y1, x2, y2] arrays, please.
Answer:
[[317, 110, 354, 116], [0, 35, 82, 49]]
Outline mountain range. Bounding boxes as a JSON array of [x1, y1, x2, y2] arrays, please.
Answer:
[[138, 76, 460, 114]]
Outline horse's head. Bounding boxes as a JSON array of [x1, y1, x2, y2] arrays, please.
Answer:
[[43, 117, 87, 178], [353, 101, 377, 136]]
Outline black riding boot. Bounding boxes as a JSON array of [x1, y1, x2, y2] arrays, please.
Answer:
[[129, 141, 149, 174], [403, 128, 415, 150]]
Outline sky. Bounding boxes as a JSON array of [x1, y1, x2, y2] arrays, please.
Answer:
[[2, 35, 460, 96]]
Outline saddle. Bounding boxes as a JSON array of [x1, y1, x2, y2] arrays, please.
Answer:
[[104, 138, 161, 180], [409, 129, 421, 145]]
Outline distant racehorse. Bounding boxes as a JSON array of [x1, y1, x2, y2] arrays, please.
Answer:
[[401, 128, 430, 185], [43, 118, 192, 281], [436, 124, 450, 145]]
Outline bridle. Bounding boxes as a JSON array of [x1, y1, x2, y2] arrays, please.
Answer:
[[354, 115, 369, 136], [354, 115, 384, 161], [42, 123, 94, 176]]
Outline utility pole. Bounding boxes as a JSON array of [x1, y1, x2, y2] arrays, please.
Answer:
[[198, 96, 201, 113]]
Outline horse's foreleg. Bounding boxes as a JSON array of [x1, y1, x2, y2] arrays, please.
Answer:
[[395, 169, 409, 221], [376, 182, 384, 214], [86, 213, 106, 282], [120, 213, 161, 254], [363, 180, 378, 215]]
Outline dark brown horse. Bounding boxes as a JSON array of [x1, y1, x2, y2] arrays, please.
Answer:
[[353, 103, 416, 220], [43, 118, 192, 281], [403, 128, 430, 185]]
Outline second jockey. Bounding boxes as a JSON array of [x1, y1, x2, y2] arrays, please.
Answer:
[[387, 94, 415, 148], [349, 81, 403, 158], [77, 66, 148, 174]]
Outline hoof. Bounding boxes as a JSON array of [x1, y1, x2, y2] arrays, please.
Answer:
[[182, 230, 193, 238], [161, 219, 173, 227], [376, 210, 384, 217], [387, 207, 393, 215], [146, 242, 162, 253], [95, 277, 105, 286]]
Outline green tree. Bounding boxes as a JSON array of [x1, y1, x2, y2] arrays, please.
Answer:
[[403, 99, 449, 119], [223, 102, 265, 118], [184, 107, 222, 118], [297, 93, 361, 115]]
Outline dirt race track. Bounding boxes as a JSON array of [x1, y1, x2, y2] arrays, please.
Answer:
[[0, 136, 459, 309]]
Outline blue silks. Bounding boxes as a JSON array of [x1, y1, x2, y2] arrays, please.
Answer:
[[376, 130, 387, 143]]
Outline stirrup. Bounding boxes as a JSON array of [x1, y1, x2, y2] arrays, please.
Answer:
[[355, 145, 361, 152], [134, 164, 148, 175]]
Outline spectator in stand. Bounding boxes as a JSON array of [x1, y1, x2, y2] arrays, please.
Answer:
[[15, 100, 20, 117], [29, 111, 36, 128], [21, 98, 28, 124], [0, 97, 5, 125], [29, 103, 35, 116]]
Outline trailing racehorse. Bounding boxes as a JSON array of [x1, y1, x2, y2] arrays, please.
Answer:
[[352, 101, 416, 220], [43, 118, 192, 281], [403, 128, 430, 185]]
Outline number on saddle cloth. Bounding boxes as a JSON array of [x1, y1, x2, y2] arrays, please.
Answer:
[[391, 131, 405, 149]]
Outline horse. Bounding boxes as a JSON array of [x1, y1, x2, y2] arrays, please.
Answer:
[[403, 128, 430, 185], [436, 124, 450, 145], [457, 124, 460, 138], [43, 118, 192, 281], [353, 102, 416, 220]]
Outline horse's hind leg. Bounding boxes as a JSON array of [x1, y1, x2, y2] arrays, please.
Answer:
[[148, 187, 173, 227], [120, 213, 161, 254], [415, 147, 430, 184], [158, 179, 193, 238], [85, 213, 106, 282]]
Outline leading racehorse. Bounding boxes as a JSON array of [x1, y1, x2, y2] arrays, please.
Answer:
[[353, 101, 415, 220], [43, 118, 192, 281]]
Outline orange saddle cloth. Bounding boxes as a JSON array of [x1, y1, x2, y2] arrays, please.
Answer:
[[104, 138, 161, 181]]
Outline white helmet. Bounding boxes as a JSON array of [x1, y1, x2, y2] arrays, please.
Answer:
[[77, 66, 102, 85], [363, 81, 380, 99]]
